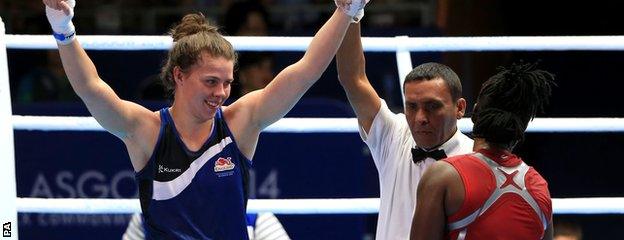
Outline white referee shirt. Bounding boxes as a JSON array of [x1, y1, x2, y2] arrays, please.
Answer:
[[359, 100, 473, 240]]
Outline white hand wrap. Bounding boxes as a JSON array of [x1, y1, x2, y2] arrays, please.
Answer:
[[45, 0, 76, 45], [352, 9, 364, 23], [335, 0, 370, 19]]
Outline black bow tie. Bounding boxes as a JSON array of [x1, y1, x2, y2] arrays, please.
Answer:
[[411, 148, 447, 164]]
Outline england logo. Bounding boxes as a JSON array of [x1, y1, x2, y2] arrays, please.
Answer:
[[214, 157, 235, 172]]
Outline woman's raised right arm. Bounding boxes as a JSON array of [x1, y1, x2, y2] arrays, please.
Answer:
[[43, 0, 156, 139]]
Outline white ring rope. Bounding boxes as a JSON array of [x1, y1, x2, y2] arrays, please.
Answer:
[[16, 197, 624, 214], [12, 115, 624, 133], [8, 35, 624, 51]]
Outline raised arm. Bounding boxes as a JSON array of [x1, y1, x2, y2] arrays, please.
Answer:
[[335, 23, 380, 133], [229, 1, 368, 131], [43, 0, 155, 139]]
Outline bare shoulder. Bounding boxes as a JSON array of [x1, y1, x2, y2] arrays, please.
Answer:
[[121, 108, 161, 138], [123, 109, 162, 172], [419, 161, 461, 191], [222, 104, 238, 127], [426, 161, 457, 177], [428, 160, 465, 215], [135, 110, 162, 151], [223, 103, 258, 136], [145, 109, 162, 128], [222, 100, 261, 159], [223, 100, 247, 131], [223, 91, 262, 131]]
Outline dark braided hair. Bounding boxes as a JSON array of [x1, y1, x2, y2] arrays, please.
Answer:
[[471, 61, 555, 148]]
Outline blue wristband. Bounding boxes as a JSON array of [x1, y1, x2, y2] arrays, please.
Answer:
[[53, 31, 75, 42]]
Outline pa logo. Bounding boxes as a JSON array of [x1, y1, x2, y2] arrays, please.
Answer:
[[2, 222, 10, 237]]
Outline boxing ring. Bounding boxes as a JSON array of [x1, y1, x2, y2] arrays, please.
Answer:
[[2, 16, 624, 238]]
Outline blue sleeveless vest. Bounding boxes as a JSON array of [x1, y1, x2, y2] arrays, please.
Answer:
[[136, 108, 251, 239]]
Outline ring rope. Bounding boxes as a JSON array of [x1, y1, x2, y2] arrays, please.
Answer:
[[12, 116, 624, 133], [16, 197, 624, 214], [7, 35, 624, 51]]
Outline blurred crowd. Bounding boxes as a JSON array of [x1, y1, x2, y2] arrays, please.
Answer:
[[1, 0, 430, 35]]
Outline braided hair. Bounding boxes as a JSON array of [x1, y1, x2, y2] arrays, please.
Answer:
[[471, 61, 555, 148]]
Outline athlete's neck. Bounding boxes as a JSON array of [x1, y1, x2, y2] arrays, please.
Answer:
[[473, 138, 514, 152], [169, 105, 214, 143]]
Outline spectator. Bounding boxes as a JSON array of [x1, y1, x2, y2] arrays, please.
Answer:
[[223, 0, 271, 36], [17, 50, 76, 102]]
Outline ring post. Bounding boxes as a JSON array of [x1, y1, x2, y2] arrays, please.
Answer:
[[0, 16, 19, 240], [395, 35, 413, 105]]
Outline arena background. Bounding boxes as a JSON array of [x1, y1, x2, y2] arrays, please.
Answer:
[[2, 0, 624, 239]]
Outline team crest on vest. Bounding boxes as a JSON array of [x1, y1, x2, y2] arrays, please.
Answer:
[[214, 157, 235, 172]]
